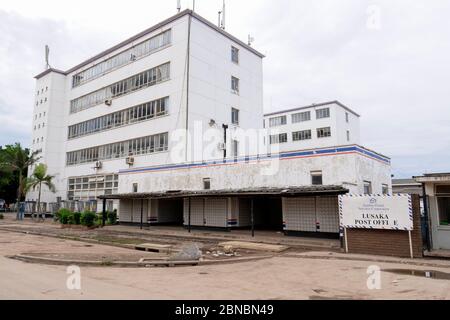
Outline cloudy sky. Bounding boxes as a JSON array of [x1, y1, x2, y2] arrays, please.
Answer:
[[0, 0, 449, 178]]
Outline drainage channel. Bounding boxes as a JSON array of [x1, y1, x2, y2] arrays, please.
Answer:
[[383, 269, 450, 280]]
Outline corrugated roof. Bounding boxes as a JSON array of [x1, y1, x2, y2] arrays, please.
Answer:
[[98, 185, 348, 200], [392, 178, 420, 186]]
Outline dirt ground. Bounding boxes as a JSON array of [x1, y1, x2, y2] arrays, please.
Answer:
[[0, 229, 449, 299]]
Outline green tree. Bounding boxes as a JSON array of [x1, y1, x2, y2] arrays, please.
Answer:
[[0, 143, 40, 206], [25, 164, 55, 220]]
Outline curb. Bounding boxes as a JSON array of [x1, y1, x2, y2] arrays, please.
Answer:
[[9, 253, 273, 268], [282, 253, 450, 269]]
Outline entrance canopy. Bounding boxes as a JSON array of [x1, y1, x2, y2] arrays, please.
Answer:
[[98, 185, 348, 200]]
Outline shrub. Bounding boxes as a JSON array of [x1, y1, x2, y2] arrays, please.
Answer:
[[81, 211, 96, 227], [73, 211, 82, 225], [107, 210, 117, 225], [58, 208, 73, 225], [0, 213, 4, 219]]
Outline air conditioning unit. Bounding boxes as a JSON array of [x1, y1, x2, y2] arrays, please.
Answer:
[[94, 161, 102, 169], [105, 99, 112, 106], [130, 54, 136, 61], [126, 157, 135, 165], [217, 142, 226, 150]]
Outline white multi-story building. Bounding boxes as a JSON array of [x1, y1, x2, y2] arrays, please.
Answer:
[[26, 10, 391, 237], [264, 101, 360, 152], [27, 9, 264, 207]]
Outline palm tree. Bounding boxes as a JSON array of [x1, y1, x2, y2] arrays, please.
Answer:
[[25, 164, 55, 221], [0, 143, 40, 208]]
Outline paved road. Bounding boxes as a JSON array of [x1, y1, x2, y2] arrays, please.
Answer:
[[0, 230, 449, 299]]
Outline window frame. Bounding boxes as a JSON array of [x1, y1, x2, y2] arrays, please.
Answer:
[[316, 107, 330, 119], [311, 171, 323, 186], [231, 46, 239, 64], [317, 127, 331, 138]]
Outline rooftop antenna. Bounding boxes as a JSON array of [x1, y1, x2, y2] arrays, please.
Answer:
[[248, 34, 254, 46], [177, 0, 181, 12], [45, 45, 50, 69], [192, 0, 195, 12], [221, 0, 226, 30], [218, 10, 222, 28]]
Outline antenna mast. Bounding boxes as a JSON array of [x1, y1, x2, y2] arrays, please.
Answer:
[[248, 35, 254, 46], [177, 0, 181, 12], [221, 0, 226, 30], [45, 45, 50, 69]]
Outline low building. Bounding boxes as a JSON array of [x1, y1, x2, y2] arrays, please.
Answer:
[[392, 178, 422, 195], [414, 173, 450, 250]]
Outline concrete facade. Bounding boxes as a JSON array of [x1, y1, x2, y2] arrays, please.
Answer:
[[27, 10, 264, 205], [264, 101, 360, 152]]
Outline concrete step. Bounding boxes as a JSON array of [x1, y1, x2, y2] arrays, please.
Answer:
[[218, 241, 289, 252], [135, 243, 173, 253]]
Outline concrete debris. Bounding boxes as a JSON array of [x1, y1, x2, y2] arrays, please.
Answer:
[[169, 243, 202, 261]]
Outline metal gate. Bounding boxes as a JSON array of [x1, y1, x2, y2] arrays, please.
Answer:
[[283, 196, 339, 234], [184, 198, 228, 228]]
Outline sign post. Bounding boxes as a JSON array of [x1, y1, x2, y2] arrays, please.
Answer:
[[339, 194, 414, 256]]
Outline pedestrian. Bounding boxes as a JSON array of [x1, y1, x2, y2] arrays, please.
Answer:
[[18, 202, 25, 221]]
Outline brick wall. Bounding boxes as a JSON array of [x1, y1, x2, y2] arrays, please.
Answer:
[[346, 195, 423, 258]]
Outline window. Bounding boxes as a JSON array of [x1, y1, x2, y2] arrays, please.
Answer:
[[317, 127, 331, 138], [72, 30, 171, 88], [43, 112, 46, 116], [363, 181, 372, 194], [436, 185, 450, 226], [346, 130, 350, 141], [437, 197, 450, 226], [70, 62, 170, 113], [42, 123, 45, 128], [311, 171, 323, 185], [316, 108, 330, 119], [203, 178, 211, 190], [292, 130, 312, 141], [269, 115, 287, 127], [66, 132, 168, 165], [231, 76, 239, 94], [345, 112, 349, 123], [382, 184, 389, 195], [231, 46, 239, 63], [231, 108, 239, 125], [132, 183, 138, 193], [292, 111, 311, 123], [232, 139, 239, 157], [269, 133, 287, 144], [68, 97, 169, 139]]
